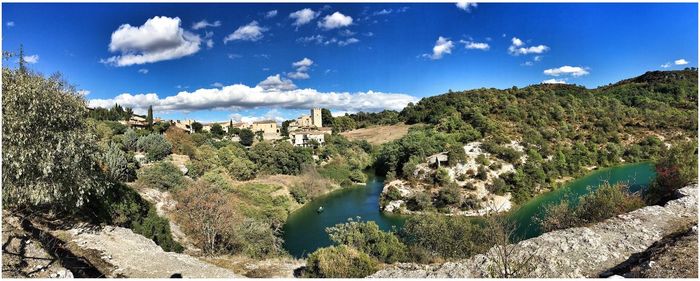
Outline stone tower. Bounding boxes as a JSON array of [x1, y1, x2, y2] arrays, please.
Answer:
[[312, 108, 322, 127]]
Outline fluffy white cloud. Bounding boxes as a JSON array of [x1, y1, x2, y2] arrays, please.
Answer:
[[511, 37, 524, 47], [192, 19, 221, 30], [460, 40, 489, 50], [257, 74, 297, 91], [318, 12, 353, 30], [288, 58, 314, 79], [661, 62, 672, 68], [6, 21, 15, 27], [265, 10, 278, 19], [541, 78, 567, 84], [103, 16, 201, 66], [23, 55, 39, 64], [88, 81, 417, 114], [675, 59, 689, 65], [138, 68, 149, 74], [211, 82, 224, 88], [544, 65, 589, 77], [424, 36, 454, 60], [77, 90, 91, 96], [508, 36, 549, 56], [290, 8, 319, 26], [456, 2, 478, 12], [224, 21, 268, 43]]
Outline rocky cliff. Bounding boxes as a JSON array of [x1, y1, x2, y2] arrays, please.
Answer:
[[371, 184, 698, 278]]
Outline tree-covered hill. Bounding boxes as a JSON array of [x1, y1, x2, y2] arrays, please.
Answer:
[[377, 69, 698, 203]]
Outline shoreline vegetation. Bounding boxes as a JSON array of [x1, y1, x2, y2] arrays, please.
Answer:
[[2, 51, 697, 278]]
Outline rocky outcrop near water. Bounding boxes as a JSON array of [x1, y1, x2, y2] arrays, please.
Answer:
[[371, 184, 698, 278]]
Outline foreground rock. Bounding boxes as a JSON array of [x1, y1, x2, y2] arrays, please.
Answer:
[[2, 216, 73, 278], [57, 225, 237, 278], [371, 184, 698, 278]]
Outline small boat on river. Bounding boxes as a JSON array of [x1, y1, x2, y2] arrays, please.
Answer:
[[317, 206, 324, 213]]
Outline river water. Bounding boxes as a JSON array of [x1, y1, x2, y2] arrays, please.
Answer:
[[282, 162, 656, 257]]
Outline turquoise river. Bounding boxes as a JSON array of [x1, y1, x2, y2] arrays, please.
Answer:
[[282, 162, 656, 257]]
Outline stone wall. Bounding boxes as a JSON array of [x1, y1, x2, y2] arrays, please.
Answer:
[[371, 184, 698, 278]]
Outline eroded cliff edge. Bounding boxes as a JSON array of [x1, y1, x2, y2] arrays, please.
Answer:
[[371, 184, 698, 278]]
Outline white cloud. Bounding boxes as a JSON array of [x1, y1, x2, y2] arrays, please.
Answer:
[[541, 78, 567, 84], [224, 21, 268, 43], [338, 38, 359, 46], [77, 90, 91, 96], [6, 21, 15, 27], [103, 16, 201, 66], [318, 12, 353, 30], [290, 8, 319, 26], [265, 10, 278, 19], [288, 58, 314, 79], [423, 36, 454, 60], [534, 55, 542, 62], [88, 82, 417, 114], [211, 82, 224, 88], [460, 40, 489, 50], [675, 59, 689, 65], [287, 72, 310, 80], [297, 34, 325, 44], [511, 37, 524, 47], [257, 74, 297, 91], [456, 2, 478, 12], [138, 68, 149, 74], [661, 62, 672, 68], [192, 19, 221, 30], [544, 65, 589, 77], [23, 54, 39, 64]]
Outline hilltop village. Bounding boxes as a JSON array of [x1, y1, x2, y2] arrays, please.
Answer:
[[114, 107, 332, 147]]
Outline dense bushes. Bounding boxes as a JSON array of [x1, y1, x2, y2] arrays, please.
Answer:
[[103, 143, 138, 182], [304, 245, 379, 278], [400, 214, 488, 259], [327, 220, 407, 263], [646, 141, 698, 204], [137, 161, 185, 190], [538, 182, 645, 232], [136, 133, 172, 161]]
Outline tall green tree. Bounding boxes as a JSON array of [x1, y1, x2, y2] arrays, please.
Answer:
[[146, 105, 154, 130]]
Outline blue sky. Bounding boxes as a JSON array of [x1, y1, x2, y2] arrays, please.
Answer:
[[2, 2, 697, 122]]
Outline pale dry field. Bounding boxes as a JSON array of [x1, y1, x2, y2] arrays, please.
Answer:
[[340, 123, 414, 145]]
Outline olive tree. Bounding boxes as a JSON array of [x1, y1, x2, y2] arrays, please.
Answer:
[[2, 63, 106, 210]]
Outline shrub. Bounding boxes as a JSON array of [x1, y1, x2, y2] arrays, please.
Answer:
[[447, 145, 466, 166], [349, 169, 368, 183], [164, 127, 196, 158], [435, 186, 461, 208], [407, 192, 432, 211], [647, 141, 698, 204], [327, 219, 407, 263], [304, 245, 379, 278], [384, 186, 403, 201], [137, 161, 185, 190], [239, 128, 255, 146], [2, 65, 106, 210], [227, 157, 257, 180], [136, 134, 172, 162], [104, 142, 138, 182], [433, 168, 451, 186], [123, 129, 139, 151]]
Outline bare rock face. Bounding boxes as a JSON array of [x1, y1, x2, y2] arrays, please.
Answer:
[[62, 226, 237, 278], [371, 184, 698, 278]]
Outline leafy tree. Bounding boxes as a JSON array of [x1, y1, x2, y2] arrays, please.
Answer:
[[321, 108, 333, 127], [400, 214, 488, 259], [433, 168, 451, 186], [239, 128, 255, 146], [647, 141, 698, 203], [191, 121, 203, 133], [210, 123, 225, 137], [2, 61, 106, 210], [435, 186, 461, 208], [332, 116, 357, 133], [447, 144, 466, 166]]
